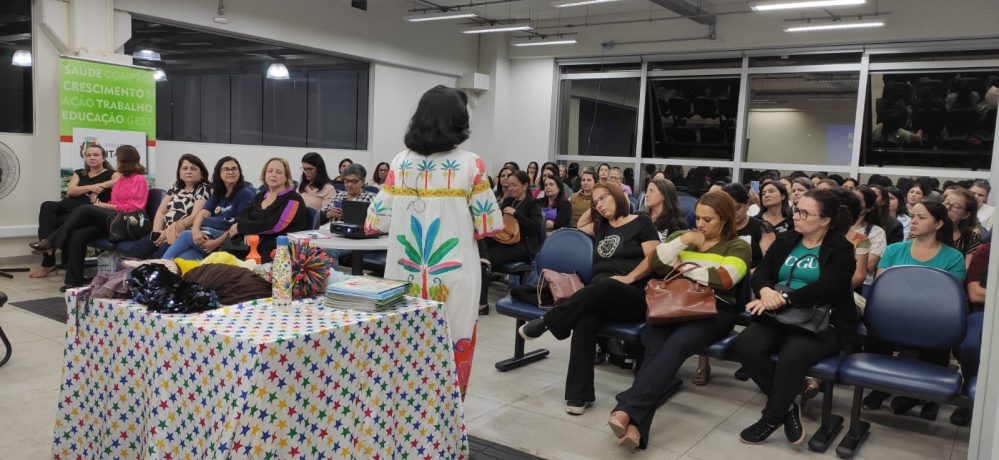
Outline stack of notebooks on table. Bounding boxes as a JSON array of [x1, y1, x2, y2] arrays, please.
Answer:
[[325, 276, 410, 311]]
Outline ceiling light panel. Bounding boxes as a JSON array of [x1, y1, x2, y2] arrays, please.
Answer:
[[405, 10, 477, 22], [552, 0, 621, 8], [461, 23, 532, 34], [752, 0, 865, 11], [784, 20, 884, 32], [511, 38, 578, 47]]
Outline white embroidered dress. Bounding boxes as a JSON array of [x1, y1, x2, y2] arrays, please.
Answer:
[[365, 148, 503, 396]]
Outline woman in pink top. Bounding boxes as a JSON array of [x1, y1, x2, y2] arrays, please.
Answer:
[[30, 145, 149, 291]]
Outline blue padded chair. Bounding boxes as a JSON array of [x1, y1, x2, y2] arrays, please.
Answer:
[[494, 228, 593, 371], [91, 188, 166, 258], [307, 207, 320, 230], [363, 185, 380, 195], [333, 183, 345, 192], [836, 266, 969, 458], [493, 208, 546, 288], [959, 311, 984, 402]]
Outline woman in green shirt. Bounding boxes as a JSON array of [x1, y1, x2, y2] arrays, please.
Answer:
[[862, 199, 966, 420]]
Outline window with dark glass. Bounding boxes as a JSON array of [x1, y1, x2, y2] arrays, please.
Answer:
[[0, 0, 33, 134], [642, 77, 740, 160], [558, 78, 641, 157], [128, 19, 369, 149], [863, 70, 997, 170]]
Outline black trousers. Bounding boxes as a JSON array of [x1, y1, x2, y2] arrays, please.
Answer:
[[46, 205, 115, 285], [542, 278, 647, 402], [479, 239, 531, 305], [38, 200, 83, 267], [733, 320, 841, 424], [613, 302, 738, 448]]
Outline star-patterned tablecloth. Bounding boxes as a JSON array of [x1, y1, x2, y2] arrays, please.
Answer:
[[53, 294, 469, 459]]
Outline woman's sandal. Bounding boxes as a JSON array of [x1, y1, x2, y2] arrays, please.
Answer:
[[692, 365, 711, 386], [617, 425, 641, 451], [608, 411, 629, 438], [801, 377, 822, 408], [29, 265, 58, 278]]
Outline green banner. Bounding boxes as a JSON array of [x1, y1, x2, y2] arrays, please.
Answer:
[[59, 58, 156, 138]]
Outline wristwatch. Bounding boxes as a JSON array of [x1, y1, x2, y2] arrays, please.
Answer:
[[780, 291, 790, 302]]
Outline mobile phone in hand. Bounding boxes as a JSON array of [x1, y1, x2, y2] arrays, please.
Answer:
[[751, 180, 761, 195]]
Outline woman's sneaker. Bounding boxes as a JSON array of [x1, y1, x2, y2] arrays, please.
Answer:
[[565, 400, 592, 415], [784, 403, 805, 445], [740, 417, 781, 444], [518, 317, 547, 340]]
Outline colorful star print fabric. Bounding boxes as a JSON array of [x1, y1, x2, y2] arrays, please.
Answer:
[[53, 295, 469, 459]]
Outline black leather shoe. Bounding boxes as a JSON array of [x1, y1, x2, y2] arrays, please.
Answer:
[[890, 396, 920, 415], [518, 317, 547, 340], [29, 240, 54, 252], [919, 401, 939, 421], [784, 403, 805, 445], [950, 407, 971, 426], [479, 304, 490, 315], [740, 417, 781, 444], [734, 367, 750, 381]]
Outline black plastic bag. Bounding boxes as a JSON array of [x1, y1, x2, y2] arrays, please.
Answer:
[[128, 263, 220, 314]]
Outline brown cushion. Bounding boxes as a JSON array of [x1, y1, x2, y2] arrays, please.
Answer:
[[183, 264, 272, 305]]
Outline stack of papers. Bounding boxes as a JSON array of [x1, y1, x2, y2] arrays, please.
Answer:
[[325, 276, 410, 311]]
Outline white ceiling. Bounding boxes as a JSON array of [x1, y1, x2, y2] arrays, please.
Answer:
[[404, 0, 740, 25]]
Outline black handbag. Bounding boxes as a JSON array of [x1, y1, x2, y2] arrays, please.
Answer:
[[761, 254, 832, 334], [107, 211, 152, 243]]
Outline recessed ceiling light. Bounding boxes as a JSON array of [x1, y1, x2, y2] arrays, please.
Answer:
[[511, 38, 578, 47], [784, 20, 884, 32], [405, 10, 478, 22], [133, 48, 161, 61], [752, 0, 864, 11], [461, 23, 532, 34], [11, 50, 31, 67], [153, 69, 167, 81], [266, 63, 290, 79], [552, 0, 621, 8]]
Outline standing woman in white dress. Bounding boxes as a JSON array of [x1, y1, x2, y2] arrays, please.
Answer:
[[365, 85, 504, 397]]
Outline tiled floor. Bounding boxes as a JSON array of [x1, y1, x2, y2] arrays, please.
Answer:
[[0, 271, 969, 459]]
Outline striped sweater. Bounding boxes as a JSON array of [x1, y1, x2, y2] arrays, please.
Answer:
[[651, 230, 751, 306]]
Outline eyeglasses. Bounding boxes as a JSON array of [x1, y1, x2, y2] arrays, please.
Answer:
[[344, 178, 362, 185], [221, 167, 239, 173], [944, 203, 966, 211], [791, 206, 816, 219]]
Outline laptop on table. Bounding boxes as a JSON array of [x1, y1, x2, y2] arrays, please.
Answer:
[[330, 201, 386, 239]]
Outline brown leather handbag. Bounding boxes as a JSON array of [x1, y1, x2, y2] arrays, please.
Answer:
[[645, 263, 717, 325], [492, 214, 521, 245]]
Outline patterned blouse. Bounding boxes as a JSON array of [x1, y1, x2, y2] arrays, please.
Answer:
[[163, 183, 211, 227]]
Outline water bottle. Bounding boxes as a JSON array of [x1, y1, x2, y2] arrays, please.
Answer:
[[272, 235, 293, 307]]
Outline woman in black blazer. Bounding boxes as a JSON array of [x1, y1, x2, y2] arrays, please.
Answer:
[[480, 170, 543, 312], [733, 189, 858, 447]]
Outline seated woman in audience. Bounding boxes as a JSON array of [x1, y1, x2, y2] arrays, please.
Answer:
[[862, 199, 967, 419], [759, 181, 794, 234], [789, 178, 814, 207], [944, 187, 983, 265], [609, 167, 633, 196], [608, 191, 750, 449], [30, 145, 148, 291], [298, 152, 335, 212], [31, 142, 118, 278], [967, 242, 990, 311], [541, 174, 572, 233], [841, 177, 858, 191], [226, 157, 311, 262], [639, 178, 687, 240], [332, 158, 352, 184], [149, 154, 211, 258], [569, 169, 597, 227], [479, 170, 542, 314], [371, 161, 391, 190], [526, 161, 540, 189], [970, 180, 993, 232], [518, 183, 658, 416], [597, 162, 611, 183], [906, 181, 929, 210], [886, 186, 911, 240], [871, 185, 904, 244], [854, 186, 888, 293], [163, 156, 255, 260], [733, 189, 857, 446], [493, 165, 515, 200], [321, 163, 376, 222]]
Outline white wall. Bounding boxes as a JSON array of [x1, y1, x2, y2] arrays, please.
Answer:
[[369, 64, 456, 165], [502, 58, 557, 171], [745, 103, 857, 165]]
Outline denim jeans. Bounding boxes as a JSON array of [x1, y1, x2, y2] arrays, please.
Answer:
[[162, 227, 226, 260]]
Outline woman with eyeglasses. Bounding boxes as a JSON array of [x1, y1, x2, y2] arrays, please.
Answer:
[[943, 187, 983, 266], [364, 85, 504, 399], [372, 162, 391, 190], [163, 157, 255, 260], [480, 170, 542, 314], [733, 189, 857, 447], [298, 152, 336, 212], [861, 199, 966, 419]]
